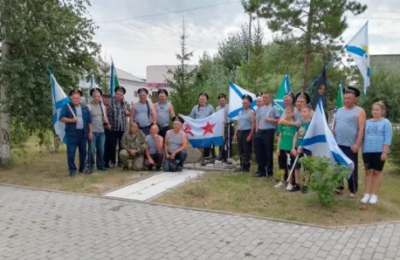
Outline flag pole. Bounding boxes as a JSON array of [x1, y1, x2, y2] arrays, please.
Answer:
[[305, 21, 369, 93], [286, 155, 299, 183], [67, 103, 76, 117]]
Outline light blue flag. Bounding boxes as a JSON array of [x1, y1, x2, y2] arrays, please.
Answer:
[[228, 82, 257, 120], [345, 22, 370, 96], [50, 72, 70, 144], [90, 73, 98, 89], [302, 99, 354, 177]]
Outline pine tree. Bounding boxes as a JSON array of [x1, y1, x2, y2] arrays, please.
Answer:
[[244, 0, 367, 89], [166, 18, 198, 115]]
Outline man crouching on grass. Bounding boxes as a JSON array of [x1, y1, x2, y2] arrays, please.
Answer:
[[59, 90, 92, 177], [119, 122, 148, 171]]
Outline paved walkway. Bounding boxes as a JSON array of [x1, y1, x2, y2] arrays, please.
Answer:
[[105, 170, 205, 201], [0, 186, 399, 260]]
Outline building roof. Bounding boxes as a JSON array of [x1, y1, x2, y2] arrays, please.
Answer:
[[370, 54, 400, 64], [116, 67, 145, 83]]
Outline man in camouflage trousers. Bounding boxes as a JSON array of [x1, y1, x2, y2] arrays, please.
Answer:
[[119, 122, 148, 171]]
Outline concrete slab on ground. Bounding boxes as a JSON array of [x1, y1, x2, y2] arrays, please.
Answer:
[[104, 169, 204, 201]]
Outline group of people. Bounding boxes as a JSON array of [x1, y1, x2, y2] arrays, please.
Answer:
[[59, 84, 392, 204], [59, 87, 189, 176], [234, 87, 392, 204]]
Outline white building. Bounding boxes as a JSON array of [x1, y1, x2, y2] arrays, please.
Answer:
[[79, 67, 146, 104], [146, 65, 196, 101]]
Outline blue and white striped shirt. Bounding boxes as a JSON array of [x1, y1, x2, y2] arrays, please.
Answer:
[[190, 104, 214, 119], [334, 107, 361, 147], [363, 119, 392, 153]]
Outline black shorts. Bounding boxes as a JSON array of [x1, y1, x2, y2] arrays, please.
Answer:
[[363, 153, 386, 171], [295, 148, 312, 169]]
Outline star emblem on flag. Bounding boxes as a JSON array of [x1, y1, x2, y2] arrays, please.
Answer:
[[201, 121, 216, 135]]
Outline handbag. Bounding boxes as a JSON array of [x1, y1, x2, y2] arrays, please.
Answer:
[[169, 159, 178, 172]]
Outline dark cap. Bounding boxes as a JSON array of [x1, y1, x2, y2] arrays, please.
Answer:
[[284, 92, 295, 101], [199, 92, 209, 100], [138, 88, 149, 94], [343, 86, 360, 97], [90, 88, 103, 97], [218, 93, 227, 100], [69, 89, 83, 97], [158, 89, 168, 96], [242, 94, 253, 103], [295, 92, 310, 104], [102, 94, 111, 98], [115, 86, 126, 94], [172, 116, 185, 124]]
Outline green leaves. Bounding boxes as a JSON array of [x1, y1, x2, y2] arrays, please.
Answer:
[[301, 156, 349, 206], [0, 0, 100, 133]]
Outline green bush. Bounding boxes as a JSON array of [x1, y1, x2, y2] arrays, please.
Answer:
[[389, 128, 400, 171], [300, 157, 349, 206]]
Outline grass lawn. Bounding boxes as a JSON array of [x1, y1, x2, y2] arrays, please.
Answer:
[[154, 161, 400, 226], [0, 138, 152, 195]]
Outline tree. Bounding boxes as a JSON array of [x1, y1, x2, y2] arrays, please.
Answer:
[[245, 0, 367, 89], [166, 19, 198, 116], [215, 25, 249, 71], [0, 0, 100, 165]]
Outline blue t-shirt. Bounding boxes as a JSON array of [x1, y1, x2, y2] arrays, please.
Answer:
[[363, 118, 392, 153]]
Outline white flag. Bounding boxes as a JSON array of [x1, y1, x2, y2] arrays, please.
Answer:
[[345, 22, 370, 96], [228, 82, 257, 120], [180, 109, 225, 148], [50, 73, 70, 144], [302, 100, 354, 175]]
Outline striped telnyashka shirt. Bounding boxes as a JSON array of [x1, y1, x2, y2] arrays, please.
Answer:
[[237, 109, 252, 131], [334, 107, 361, 147], [167, 130, 184, 154], [135, 101, 151, 128], [146, 135, 162, 155], [363, 119, 393, 153], [190, 104, 214, 119], [156, 101, 170, 126]]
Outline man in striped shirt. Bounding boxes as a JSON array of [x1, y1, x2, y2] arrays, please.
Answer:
[[333, 86, 366, 199]]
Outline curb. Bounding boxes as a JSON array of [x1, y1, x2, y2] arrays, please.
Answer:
[[1, 182, 399, 230]]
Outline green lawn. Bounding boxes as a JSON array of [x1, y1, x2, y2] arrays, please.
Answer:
[[154, 161, 400, 226]]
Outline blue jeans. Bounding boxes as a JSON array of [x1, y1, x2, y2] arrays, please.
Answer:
[[88, 132, 105, 170], [164, 151, 187, 172], [66, 131, 87, 173]]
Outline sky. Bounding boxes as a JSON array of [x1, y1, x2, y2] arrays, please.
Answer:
[[90, 0, 400, 78]]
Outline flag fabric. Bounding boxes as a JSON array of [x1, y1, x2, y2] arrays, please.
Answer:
[[302, 99, 354, 176], [228, 82, 257, 120], [310, 68, 327, 110], [90, 73, 98, 89], [109, 58, 120, 98], [345, 22, 370, 96], [336, 81, 344, 108], [181, 109, 225, 148], [272, 73, 290, 114], [50, 72, 70, 144]]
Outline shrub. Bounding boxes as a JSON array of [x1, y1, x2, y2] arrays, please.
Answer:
[[389, 128, 400, 171], [300, 157, 349, 206]]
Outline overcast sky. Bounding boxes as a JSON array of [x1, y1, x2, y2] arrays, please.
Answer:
[[90, 0, 400, 78]]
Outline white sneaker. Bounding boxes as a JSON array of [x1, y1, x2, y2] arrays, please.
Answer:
[[275, 181, 284, 188], [369, 194, 378, 204], [286, 183, 293, 191], [360, 194, 371, 204]]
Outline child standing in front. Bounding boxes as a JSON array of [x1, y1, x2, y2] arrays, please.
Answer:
[[361, 102, 392, 205], [291, 106, 312, 193], [275, 106, 297, 190]]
